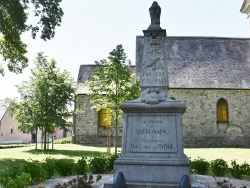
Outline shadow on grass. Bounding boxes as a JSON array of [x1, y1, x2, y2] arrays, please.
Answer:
[[24, 149, 105, 157], [0, 158, 28, 172]]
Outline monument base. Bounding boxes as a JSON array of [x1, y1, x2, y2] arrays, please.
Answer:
[[114, 156, 190, 184], [103, 174, 199, 188]]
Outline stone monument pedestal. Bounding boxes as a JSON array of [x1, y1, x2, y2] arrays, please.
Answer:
[[113, 99, 190, 185], [104, 2, 194, 187]]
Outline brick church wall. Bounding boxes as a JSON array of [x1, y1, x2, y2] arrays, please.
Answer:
[[169, 88, 250, 147], [74, 88, 250, 147], [73, 94, 122, 146]]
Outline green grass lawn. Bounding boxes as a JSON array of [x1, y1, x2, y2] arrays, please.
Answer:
[[1, 144, 250, 173]]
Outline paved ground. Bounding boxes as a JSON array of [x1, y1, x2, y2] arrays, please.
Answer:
[[31, 174, 250, 188]]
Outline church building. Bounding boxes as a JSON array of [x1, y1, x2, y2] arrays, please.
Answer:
[[73, 1, 250, 147]]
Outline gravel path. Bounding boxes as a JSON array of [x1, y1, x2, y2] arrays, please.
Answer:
[[30, 174, 250, 188]]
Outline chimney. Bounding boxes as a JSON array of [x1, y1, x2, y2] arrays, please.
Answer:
[[240, 0, 250, 35]]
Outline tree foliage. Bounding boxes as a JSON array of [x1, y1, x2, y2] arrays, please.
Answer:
[[86, 44, 140, 154], [0, 0, 64, 75], [7, 52, 77, 149]]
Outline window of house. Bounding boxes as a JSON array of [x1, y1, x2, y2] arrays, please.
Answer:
[[11, 129, 13, 134], [98, 108, 111, 127], [217, 98, 228, 123]]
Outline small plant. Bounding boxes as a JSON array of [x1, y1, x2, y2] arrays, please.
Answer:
[[216, 179, 235, 188], [230, 160, 243, 179], [54, 174, 101, 188], [190, 157, 209, 175], [210, 158, 228, 176]]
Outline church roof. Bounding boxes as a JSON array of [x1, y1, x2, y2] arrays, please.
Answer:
[[77, 64, 136, 94], [136, 36, 250, 89]]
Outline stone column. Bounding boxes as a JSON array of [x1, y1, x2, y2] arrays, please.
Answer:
[[114, 1, 190, 185]]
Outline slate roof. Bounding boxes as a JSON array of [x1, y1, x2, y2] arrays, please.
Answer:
[[77, 64, 136, 83], [0, 100, 7, 121], [136, 36, 250, 89], [77, 64, 136, 94]]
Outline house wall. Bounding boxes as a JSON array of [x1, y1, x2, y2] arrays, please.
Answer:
[[74, 89, 250, 147], [0, 110, 31, 144]]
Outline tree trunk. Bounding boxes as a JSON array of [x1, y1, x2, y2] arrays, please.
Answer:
[[115, 107, 118, 155], [35, 128, 38, 150], [41, 128, 43, 149], [107, 126, 111, 156], [52, 134, 54, 150], [44, 128, 47, 150]]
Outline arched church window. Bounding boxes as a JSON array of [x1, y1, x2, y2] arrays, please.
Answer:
[[217, 98, 228, 123], [98, 108, 111, 127]]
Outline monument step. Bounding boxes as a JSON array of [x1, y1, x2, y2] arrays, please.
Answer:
[[103, 174, 199, 188]]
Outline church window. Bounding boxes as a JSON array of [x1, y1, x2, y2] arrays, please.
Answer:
[[217, 98, 228, 123], [98, 108, 111, 127]]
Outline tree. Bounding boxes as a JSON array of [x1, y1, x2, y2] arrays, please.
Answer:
[[86, 44, 140, 155], [7, 52, 77, 150], [0, 0, 64, 75]]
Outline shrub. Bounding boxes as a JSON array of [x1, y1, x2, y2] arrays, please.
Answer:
[[89, 155, 108, 173], [210, 159, 228, 176], [0, 172, 31, 188], [54, 137, 72, 144], [42, 157, 58, 178], [54, 159, 76, 176], [190, 157, 209, 175], [106, 153, 119, 173], [0, 165, 32, 188], [230, 160, 243, 179], [75, 157, 88, 175], [241, 161, 250, 176], [22, 160, 48, 183]]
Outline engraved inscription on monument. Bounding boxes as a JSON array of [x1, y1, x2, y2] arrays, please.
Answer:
[[140, 37, 167, 88], [126, 115, 177, 153]]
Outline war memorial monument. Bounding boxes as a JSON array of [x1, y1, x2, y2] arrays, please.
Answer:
[[106, 2, 195, 187]]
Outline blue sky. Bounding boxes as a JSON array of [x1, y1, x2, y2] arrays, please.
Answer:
[[0, 0, 249, 100]]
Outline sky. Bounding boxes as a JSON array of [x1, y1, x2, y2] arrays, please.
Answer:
[[0, 0, 249, 100]]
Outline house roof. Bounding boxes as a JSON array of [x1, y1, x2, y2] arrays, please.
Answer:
[[136, 36, 250, 89], [0, 100, 7, 121]]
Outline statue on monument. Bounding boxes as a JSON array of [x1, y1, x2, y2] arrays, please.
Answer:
[[148, 1, 161, 30]]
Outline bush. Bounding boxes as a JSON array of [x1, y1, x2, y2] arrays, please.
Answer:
[[190, 157, 209, 175], [89, 155, 108, 173], [0, 165, 32, 188], [106, 153, 119, 173], [241, 161, 250, 176], [210, 159, 228, 176], [54, 159, 76, 176], [42, 157, 58, 178], [75, 157, 88, 175], [22, 160, 48, 183], [54, 137, 72, 144], [230, 160, 243, 179]]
